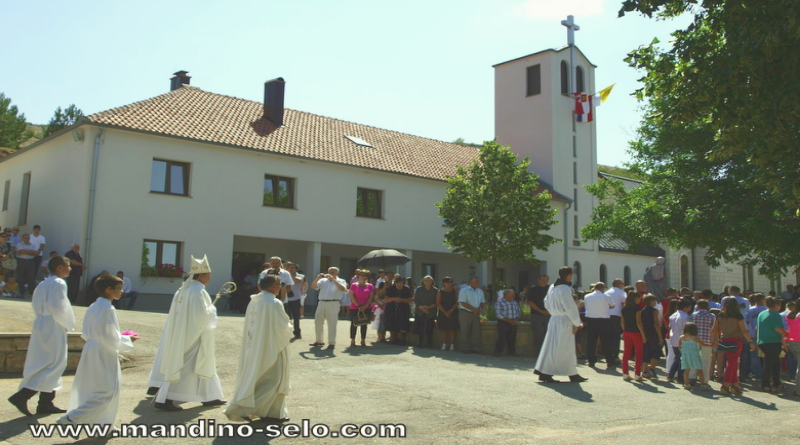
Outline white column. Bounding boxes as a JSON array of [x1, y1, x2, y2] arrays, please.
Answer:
[[305, 242, 322, 276]]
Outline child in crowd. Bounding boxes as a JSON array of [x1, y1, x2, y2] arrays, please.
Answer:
[[57, 275, 136, 435], [679, 322, 710, 390], [6, 276, 21, 298]]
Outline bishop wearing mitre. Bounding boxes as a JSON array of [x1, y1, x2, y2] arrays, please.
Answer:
[[146, 255, 226, 411], [224, 273, 293, 422]]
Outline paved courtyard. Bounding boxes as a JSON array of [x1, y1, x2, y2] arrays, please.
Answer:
[[1, 297, 798, 444]]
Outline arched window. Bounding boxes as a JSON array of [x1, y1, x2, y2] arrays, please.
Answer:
[[599, 264, 607, 285], [576, 66, 585, 93], [624, 266, 631, 286], [680, 255, 689, 289], [561, 61, 569, 94], [573, 261, 581, 287]]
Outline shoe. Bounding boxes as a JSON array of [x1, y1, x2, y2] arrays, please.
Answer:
[[697, 383, 712, 390], [587, 362, 596, 368], [350, 341, 356, 348], [761, 386, 774, 393], [569, 375, 588, 383], [731, 384, 743, 394], [623, 375, 633, 381], [147, 387, 160, 396], [36, 405, 66, 415], [154, 400, 183, 411], [683, 384, 692, 390], [361, 341, 368, 347], [8, 393, 33, 417], [667, 376, 675, 383], [441, 344, 447, 351], [293, 334, 302, 340], [606, 362, 617, 370], [537, 374, 560, 383], [720, 385, 731, 395], [449, 345, 456, 351], [326, 345, 335, 350], [202, 399, 227, 406], [635, 375, 644, 382], [309, 342, 324, 347]]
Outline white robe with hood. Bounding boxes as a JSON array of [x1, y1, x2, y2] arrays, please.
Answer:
[[224, 291, 292, 421], [65, 297, 134, 426], [534, 283, 582, 376], [148, 279, 223, 403], [19, 275, 75, 392]]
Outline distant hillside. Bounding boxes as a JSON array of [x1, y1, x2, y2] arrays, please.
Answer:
[[0, 124, 43, 158], [598, 165, 646, 181]]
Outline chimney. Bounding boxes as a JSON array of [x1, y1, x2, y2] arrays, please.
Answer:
[[263, 77, 285, 126], [170, 71, 191, 91]]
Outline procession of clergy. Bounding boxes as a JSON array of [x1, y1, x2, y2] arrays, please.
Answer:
[[6, 253, 293, 434]]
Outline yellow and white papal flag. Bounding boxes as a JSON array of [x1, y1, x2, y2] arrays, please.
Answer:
[[598, 84, 615, 104]]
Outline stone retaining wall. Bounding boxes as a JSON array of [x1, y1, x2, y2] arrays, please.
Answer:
[[406, 321, 538, 355], [0, 333, 85, 373]]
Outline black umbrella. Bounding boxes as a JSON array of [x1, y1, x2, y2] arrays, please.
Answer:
[[356, 249, 411, 269]]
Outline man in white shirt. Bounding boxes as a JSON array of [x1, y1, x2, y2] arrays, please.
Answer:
[[310, 267, 347, 349], [30, 225, 46, 281], [117, 271, 139, 310], [605, 279, 627, 362], [583, 282, 617, 369], [458, 277, 485, 354], [259, 257, 293, 302]]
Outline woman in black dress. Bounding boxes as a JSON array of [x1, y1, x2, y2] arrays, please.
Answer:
[[385, 275, 413, 345], [436, 276, 459, 351]]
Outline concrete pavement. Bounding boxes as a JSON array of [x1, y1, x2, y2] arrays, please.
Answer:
[[1, 297, 799, 444]]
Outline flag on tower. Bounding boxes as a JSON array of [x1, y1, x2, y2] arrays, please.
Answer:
[[598, 84, 615, 104], [574, 93, 593, 122]]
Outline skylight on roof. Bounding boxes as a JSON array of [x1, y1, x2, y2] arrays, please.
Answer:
[[345, 135, 373, 148]]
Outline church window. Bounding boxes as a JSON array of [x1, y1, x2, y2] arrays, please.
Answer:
[[356, 187, 382, 219], [142, 239, 182, 276], [624, 266, 631, 285], [573, 215, 579, 239], [263, 174, 295, 208], [599, 264, 607, 285], [526, 64, 541, 96], [576, 66, 585, 93], [573, 163, 578, 185], [19, 172, 31, 226], [2, 180, 9, 211], [680, 255, 689, 289], [573, 188, 578, 210], [151, 159, 190, 196], [560, 61, 569, 95]]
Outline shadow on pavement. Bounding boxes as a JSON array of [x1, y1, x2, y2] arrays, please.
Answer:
[[536, 382, 594, 402]]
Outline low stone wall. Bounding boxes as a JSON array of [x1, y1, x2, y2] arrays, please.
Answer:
[[406, 320, 538, 355], [0, 333, 85, 373]]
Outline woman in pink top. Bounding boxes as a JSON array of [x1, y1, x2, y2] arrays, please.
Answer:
[[349, 270, 375, 348], [785, 304, 800, 396]]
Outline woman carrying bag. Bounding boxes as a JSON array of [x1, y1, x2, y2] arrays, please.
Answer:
[[349, 270, 375, 348]]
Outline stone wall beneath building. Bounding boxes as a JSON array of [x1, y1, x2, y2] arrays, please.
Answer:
[[0, 333, 85, 373]]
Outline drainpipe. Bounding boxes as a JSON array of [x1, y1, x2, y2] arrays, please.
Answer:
[[84, 126, 104, 289], [564, 202, 572, 267]]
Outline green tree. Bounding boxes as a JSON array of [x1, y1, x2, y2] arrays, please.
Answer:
[[42, 104, 84, 138], [437, 140, 559, 288], [583, 0, 800, 276], [0, 92, 29, 149]]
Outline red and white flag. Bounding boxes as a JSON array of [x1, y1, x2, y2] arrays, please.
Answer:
[[574, 93, 593, 122]]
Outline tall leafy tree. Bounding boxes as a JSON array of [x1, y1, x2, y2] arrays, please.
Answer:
[[437, 140, 559, 288], [583, 0, 800, 276], [0, 92, 29, 149], [42, 104, 84, 137]]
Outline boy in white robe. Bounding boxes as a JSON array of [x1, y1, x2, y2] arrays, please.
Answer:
[[147, 255, 225, 411], [56, 275, 136, 435], [534, 266, 588, 383], [225, 274, 293, 422], [8, 256, 75, 416]]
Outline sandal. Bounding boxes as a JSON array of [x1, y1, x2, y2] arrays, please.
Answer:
[[360, 340, 368, 347], [731, 384, 743, 394], [720, 385, 731, 395], [683, 384, 692, 390]]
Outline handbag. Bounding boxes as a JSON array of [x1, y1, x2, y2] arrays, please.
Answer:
[[1, 255, 17, 271], [717, 340, 738, 353], [354, 309, 372, 326]]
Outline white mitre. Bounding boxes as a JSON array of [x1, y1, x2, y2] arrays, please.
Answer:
[[189, 254, 212, 275]]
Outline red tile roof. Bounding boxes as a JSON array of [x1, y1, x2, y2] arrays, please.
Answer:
[[85, 85, 568, 203], [87, 86, 479, 182]]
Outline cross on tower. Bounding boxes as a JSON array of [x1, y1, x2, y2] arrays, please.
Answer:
[[561, 15, 580, 46]]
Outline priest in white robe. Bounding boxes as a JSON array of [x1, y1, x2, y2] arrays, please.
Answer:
[[8, 256, 75, 417], [534, 266, 588, 383], [147, 255, 225, 411], [57, 275, 135, 433], [225, 273, 293, 422]]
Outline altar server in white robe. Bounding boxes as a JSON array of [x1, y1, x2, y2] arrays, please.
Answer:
[[56, 275, 136, 432], [8, 256, 75, 417], [225, 274, 293, 422], [148, 255, 226, 411], [534, 266, 588, 383]]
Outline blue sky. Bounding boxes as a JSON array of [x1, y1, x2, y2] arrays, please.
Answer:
[[1, 0, 689, 166]]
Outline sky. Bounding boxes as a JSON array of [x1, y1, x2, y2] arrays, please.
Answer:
[[1, 0, 691, 167]]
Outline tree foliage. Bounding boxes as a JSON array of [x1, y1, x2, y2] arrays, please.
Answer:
[[584, 0, 800, 276], [0, 93, 29, 149], [43, 104, 84, 138], [437, 140, 559, 287]]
